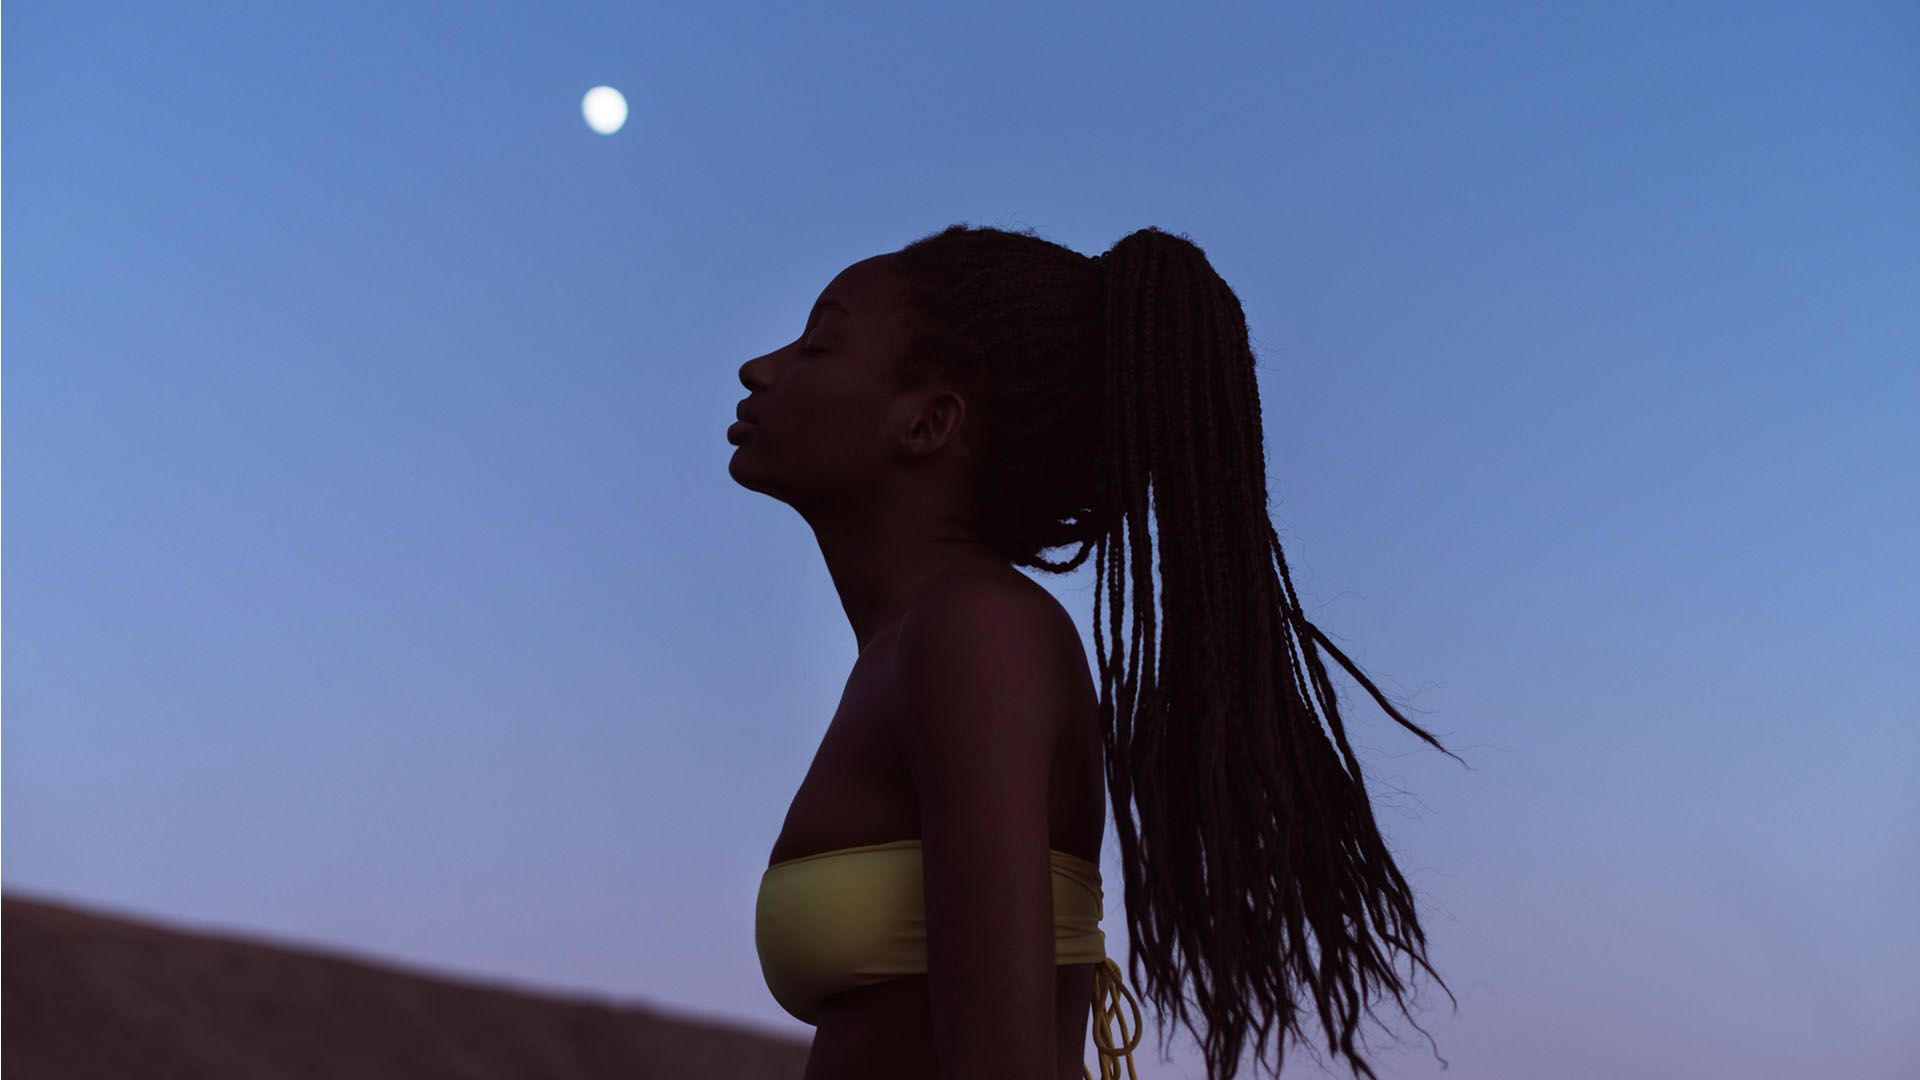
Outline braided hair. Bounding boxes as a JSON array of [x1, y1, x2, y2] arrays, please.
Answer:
[[892, 222, 1462, 1079]]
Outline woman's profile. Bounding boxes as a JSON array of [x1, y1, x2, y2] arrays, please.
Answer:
[[731, 223, 1460, 1080]]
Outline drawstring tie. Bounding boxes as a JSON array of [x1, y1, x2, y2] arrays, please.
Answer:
[[1082, 955, 1145, 1080]]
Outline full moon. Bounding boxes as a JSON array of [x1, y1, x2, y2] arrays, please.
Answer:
[[582, 86, 628, 135]]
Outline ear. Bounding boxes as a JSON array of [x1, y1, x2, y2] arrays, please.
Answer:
[[895, 387, 971, 458]]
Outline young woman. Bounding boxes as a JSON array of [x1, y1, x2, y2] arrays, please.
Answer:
[[734, 224, 1458, 1080]]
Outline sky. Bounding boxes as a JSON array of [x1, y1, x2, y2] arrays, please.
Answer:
[[5, 2, 1917, 1077]]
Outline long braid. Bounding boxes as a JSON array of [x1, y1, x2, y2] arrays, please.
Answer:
[[895, 222, 1462, 1079]]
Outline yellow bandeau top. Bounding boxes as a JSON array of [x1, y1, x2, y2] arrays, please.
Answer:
[[755, 838, 1145, 1080]]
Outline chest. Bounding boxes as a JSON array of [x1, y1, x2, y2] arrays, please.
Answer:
[[765, 635, 920, 869], [765, 625, 1104, 871]]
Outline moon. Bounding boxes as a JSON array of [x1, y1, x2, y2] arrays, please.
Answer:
[[582, 86, 628, 135]]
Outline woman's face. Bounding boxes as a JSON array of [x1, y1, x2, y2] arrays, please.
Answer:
[[730, 252, 960, 514]]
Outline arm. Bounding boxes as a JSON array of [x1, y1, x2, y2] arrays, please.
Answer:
[[893, 580, 1071, 1080]]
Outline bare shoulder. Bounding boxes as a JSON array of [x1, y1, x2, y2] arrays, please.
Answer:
[[888, 572, 1084, 777], [899, 571, 1079, 665]]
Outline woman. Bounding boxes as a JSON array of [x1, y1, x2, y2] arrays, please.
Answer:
[[734, 224, 1458, 1080]]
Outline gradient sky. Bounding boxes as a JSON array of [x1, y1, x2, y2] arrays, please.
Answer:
[[6, 3, 1917, 1077]]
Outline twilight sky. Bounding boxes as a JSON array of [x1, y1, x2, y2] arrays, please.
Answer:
[[5, 3, 1916, 1077]]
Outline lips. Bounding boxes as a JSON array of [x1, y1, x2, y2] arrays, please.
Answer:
[[735, 400, 762, 425]]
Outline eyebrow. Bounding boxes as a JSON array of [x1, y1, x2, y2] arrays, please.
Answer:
[[807, 297, 852, 328]]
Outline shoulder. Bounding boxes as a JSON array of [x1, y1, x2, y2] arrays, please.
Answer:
[[888, 573, 1081, 785], [894, 572, 1081, 694], [903, 571, 1074, 644]]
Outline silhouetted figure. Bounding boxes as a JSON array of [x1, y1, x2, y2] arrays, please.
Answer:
[[732, 224, 1460, 1079]]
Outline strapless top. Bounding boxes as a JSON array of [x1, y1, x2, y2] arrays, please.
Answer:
[[755, 838, 1145, 1079]]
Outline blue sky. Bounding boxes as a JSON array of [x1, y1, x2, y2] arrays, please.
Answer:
[[5, 3, 1917, 1076]]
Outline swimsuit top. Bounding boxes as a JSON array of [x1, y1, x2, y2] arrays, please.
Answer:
[[755, 838, 1146, 1080]]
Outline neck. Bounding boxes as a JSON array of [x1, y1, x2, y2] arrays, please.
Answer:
[[805, 502, 1011, 654]]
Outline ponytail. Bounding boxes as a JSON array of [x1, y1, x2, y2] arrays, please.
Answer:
[[896, 223, 1462, 1079]]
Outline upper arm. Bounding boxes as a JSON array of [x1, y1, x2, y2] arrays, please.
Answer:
[[892, 579, 1073, 1079]]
